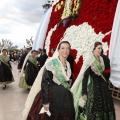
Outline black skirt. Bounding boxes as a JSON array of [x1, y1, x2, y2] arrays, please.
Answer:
[[0, 61, 13, 83], [25, 64, 38, 86], [27, 84, 75, 120], [85, 76, 116, 120]]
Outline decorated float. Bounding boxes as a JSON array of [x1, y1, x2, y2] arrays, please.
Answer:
[[33, 0, 120, 100]]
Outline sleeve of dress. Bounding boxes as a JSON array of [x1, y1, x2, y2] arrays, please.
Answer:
[[103, 72, 110, 82], [82, 67, 90, 96], [23, 61, 28, 70], [41, 67, 53, 105], [103, 58, 110, 81]]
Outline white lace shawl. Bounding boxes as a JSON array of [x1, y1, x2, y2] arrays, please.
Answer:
[[91, 56, 105, 76], [71, 53, 105, 92], [45, 58, 71, 85]]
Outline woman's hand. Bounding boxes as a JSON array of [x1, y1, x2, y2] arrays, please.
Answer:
[[43, 104, 49, 111], [82, 95, 87, 101]]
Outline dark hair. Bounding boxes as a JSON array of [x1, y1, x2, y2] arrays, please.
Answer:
[[29, 47, 32, 50], [31, 50, 38, 54], [52, 48, 56, 52], [38, 48, 42, 51], [42, 49, 46, 53], [58, 41, 71, 50], [2, 49, 7, 53], [101, 49, 104, 54], [93, 41, 102, 50]]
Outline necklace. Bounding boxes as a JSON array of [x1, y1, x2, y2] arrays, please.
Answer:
[[94, 55, 101, 63], [58, 56, 67, 73]]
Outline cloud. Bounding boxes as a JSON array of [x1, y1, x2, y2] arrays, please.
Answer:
[[0, 26, 12, 34], [0, 0, 48, 24], [13, 0, 47, 24], [0, 0, 48, 48]]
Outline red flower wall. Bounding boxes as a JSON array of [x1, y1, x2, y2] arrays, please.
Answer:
[[44, 0, 118, 79]]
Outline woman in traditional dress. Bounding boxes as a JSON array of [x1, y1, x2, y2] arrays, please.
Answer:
[[22, 41, 75, 120], [71, 41, 115, 120], [19, 50, 38, 89], [0, 49, 14, 89]]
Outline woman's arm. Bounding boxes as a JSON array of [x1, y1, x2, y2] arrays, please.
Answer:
[[101, 54, 110, 81], [82, 67, 90, 100], [41, 68, 53, 106]]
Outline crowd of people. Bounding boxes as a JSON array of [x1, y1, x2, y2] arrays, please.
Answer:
[[0, 41, 116, 120], [18, 48, 49, 89]]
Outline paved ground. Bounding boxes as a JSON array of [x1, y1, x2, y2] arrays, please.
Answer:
[[0, 62, 120, 120]]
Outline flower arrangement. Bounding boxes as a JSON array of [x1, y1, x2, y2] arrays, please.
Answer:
[[44, 0, 118, 79], [59, 0, 81, 27], [54, 1, 64, 12]]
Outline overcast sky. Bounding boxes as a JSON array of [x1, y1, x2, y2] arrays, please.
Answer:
[[0, 0, 48, 48]]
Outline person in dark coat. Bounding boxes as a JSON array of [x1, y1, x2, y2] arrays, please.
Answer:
[[38, 49, 48, 69], [18, 48, 28, 70], [10, 52, 14, 62], [37, 48, 42, 70]]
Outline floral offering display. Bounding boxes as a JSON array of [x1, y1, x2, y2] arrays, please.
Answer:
[[44, 0, 118, 79]]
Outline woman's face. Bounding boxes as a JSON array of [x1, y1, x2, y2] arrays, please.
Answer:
[[32, 52, 38, 58], [58, 43, 70, 59], [2, 50, 7, 55], [93, 45, 102, 57]]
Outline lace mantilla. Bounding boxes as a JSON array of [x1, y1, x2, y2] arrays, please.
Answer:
[[91, 56, 105, 76], [45, 58, 71, 85]]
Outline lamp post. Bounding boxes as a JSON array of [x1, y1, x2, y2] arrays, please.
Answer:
[[42, 0, 55, 12]]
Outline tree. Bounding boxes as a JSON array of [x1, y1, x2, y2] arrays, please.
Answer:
[[26, 36, 33, 48], [0, 39, 13, 51], [13, 45, 18, 49]]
